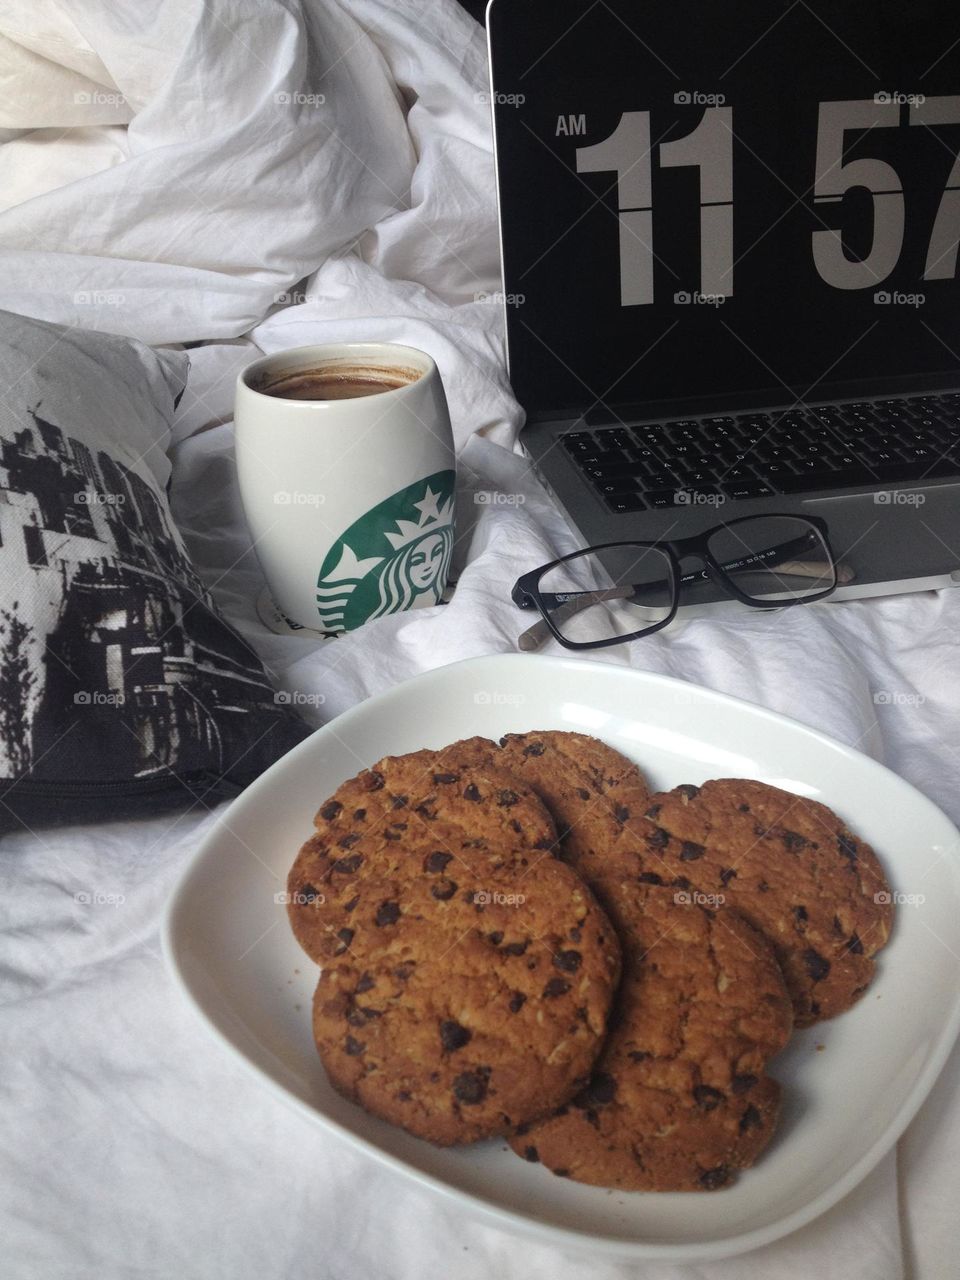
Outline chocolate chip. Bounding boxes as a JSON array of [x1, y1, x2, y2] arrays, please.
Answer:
[[332, 854, 362, 874], [463, 783, 482, 802], [614, 805, 630, 824], [508, 992, 526, 1013], [794, 904, 809, 923], [416, 801, 437, 820], [739, 1104, 762, 1132], [577, 788, 591, 801], [554, 949, 582, 973], [810, 1000, 821, 1016], [335, 927, 353, 952], [837, 833, 858, 862], [347, 1007, 370, 1027], [431, 879, 457, 900], [543, 978, 570, 998], [452, 1070, 489, 1105], [848, 933, 864, 955], [782, 830, 810, 853], [584, 1109, 600, 1129], [487, 931, 504, 945], [553, 1168, 571, 1178], [680, 840, 705, 862], [433, 771, 458, 784], [509, 818, 523, 834], [383, 828, 401, 841], [355, 973, 375, 994], [398, 1090, 411, 1102], [569, 926, 582, 942], [344, 1036, 364, 1057], [522, 742, 545, 757], [803, 948, 831, 981], [424, 851, 453, 873], [338, 833, 361, 850], [677, 784, 700, 801], [363, 770, 385, 790], [645, 803, 662, 820], [440, 1019, 472, 1052], [719, 868, 737, 887], [832, 915, 844, 936], [391, 795, 408, 809], [586, 1073, 616, 1105], [375, 901, 400, 926], [502, 940, 529, 956], [533, 837, 555, 851], [738, 802, 751, 813], [627, 1050, 651, 1063], [497, 789, 519, 808], [523, 1145, 539, 1163], [394, 962, 414, 981], [757, 879, 770, 893], [698, 1166, 730, 1190], [352, 808, 366, 821], [299, 883, 320, 902], [638, 871, 663, 885], [344, 895, 359, 913], [693, 1085, 724, 1111], [319, 800, 342, 821], [731, 1073, 757, 1095], [647, 827, 670, 849]]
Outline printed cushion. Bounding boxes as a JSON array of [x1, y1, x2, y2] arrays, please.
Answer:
[[0, 311, 307, 831]]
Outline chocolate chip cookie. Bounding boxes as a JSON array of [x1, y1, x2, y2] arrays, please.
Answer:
[[287, 742, 548, 965], [636, 779, 894, 1025], [312, 851, 620, 1145], [509, 879, 792, 1190], [497, 731, 652, 878]]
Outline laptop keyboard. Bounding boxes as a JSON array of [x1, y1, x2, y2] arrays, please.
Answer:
[[561, 393, 960, 514]]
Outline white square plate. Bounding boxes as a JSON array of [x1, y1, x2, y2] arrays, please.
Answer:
[[162, 654, 960, 1262]]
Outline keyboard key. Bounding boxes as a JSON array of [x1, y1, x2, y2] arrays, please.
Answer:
[[583, 459, 648, 479], [604, 492, 647, 513], [774, 467, 875, 493], [722, 480, 775, 499], [561, 433, 595, 454], [643, 489, 682, 508], [758, 461, 799, 476], [594, 428, 633, 450], [594, 477, 644, 495]]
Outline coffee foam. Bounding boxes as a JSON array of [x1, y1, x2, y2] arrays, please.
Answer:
[[254, 361, 422, 401]]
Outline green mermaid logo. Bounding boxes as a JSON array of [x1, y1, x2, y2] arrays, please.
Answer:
[[316, 470, 455, 632]]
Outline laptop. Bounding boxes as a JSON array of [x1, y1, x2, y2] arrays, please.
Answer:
[[486, 0, 960, 604]]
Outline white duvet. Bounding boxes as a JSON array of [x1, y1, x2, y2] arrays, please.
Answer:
[[1, 3, 958, 1277]]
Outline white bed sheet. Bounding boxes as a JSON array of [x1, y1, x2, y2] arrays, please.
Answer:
[[1, 3, 958, 1277]]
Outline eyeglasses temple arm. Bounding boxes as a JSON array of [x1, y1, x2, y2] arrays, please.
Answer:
[[516, 586, 638, 651]]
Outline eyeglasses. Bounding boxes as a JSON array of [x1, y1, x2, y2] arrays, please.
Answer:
[[512, 514, 843, 652]]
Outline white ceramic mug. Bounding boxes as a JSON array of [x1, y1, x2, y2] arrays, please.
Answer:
[[235, 342, 455, 632]]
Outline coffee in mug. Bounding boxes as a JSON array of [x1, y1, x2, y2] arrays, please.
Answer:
[[235, 343, 455, 633]]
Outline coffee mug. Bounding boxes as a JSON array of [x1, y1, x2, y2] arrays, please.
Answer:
[[235, 342, 456, 632]]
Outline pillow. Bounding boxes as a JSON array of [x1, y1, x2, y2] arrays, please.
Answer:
[[0, 310, 308, 831]]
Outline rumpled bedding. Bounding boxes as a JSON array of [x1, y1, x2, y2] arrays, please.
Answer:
[[1, 3, 958, 1277]]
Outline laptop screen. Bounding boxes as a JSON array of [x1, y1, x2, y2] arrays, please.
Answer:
[[489, 0, 960, 417]]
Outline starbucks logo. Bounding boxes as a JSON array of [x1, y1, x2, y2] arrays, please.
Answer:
[[316, 470, 455, 631]]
